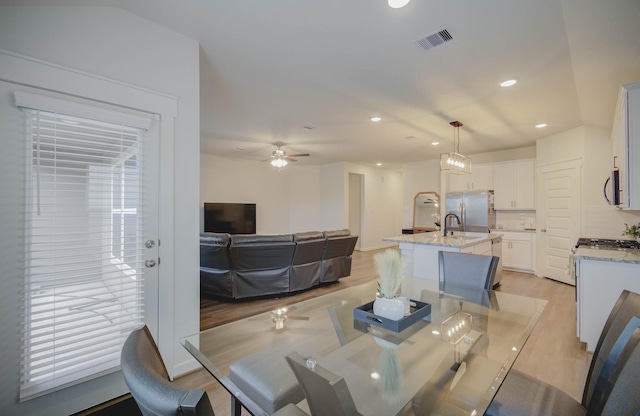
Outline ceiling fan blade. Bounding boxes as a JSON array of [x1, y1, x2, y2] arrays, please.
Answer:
[[285, 157, 297, 162], [286, 153, 310, 157]]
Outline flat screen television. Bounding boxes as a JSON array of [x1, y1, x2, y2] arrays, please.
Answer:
[[204, 202, 256, 234]]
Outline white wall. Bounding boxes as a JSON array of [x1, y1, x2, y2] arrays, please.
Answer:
[[0, 7, 200, 415], [200, 156, 403, 250], [344, 163, 403, 250], [536, 125, 640, 238], [200, 154, 323, 234], [402, 160, 441, 229]]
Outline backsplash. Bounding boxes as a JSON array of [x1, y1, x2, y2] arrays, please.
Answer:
[[495, 210, 536, 230], [583, 206, 640, 239]]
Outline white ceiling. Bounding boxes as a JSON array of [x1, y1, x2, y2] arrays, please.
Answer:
[[11, 0, 640, 170]]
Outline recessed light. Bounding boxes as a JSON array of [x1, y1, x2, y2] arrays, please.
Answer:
[[370, 116, 381, 122], [376, 163, 382, 167], [431, 141, 440, 146], [535, 123, 548, 128], [388, 0, 410, 8], [500, 79, 517, 87]]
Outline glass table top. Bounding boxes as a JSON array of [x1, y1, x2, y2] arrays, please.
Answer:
[[181, 277, 547, 416]]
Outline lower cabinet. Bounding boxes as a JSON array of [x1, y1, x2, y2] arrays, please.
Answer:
[[500, 231, 535, 272], [577, 258, 640, 351]]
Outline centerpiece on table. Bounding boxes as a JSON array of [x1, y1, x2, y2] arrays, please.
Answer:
[[373, 249, 406, 321]]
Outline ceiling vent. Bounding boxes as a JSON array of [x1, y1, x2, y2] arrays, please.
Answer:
[[413, 27, 454, 52]]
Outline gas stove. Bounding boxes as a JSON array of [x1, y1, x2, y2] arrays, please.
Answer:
[[575, 238, 640, 250]]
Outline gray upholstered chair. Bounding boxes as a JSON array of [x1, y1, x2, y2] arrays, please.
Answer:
[[486, 290, 640, 416], [290, 231, 326, 292], [438, 251, 499, 292], [120, 325, 215, 416], [285, 352, 362, 416], [199, 232, 232, 298]]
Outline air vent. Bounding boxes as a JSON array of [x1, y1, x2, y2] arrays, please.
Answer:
[[413, 27, 454, 52]]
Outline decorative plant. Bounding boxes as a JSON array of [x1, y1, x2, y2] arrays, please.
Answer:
[[622, 223, 640, 238], [374, 249, 404, 299]]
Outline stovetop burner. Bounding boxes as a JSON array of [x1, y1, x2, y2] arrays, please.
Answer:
[[576, 238, 640, 250]]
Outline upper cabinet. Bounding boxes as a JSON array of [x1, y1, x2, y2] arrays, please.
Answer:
[[493, 159, 536, 210], [449, 164, 493, 192], [612, 81, 640, 210]]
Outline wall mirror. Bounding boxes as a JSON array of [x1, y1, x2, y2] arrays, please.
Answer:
[[413, 192, 440, 232]]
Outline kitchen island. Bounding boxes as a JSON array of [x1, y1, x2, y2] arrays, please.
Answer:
[[383, 232, 503, 286], [575, 246, 640, 351]]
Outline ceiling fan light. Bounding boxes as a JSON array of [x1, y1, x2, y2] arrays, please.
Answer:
[[388, 0, 410, 8], [270, 158, 288, 168]]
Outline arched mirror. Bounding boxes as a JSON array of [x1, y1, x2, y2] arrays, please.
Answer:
[[413, 192, 440, 233]]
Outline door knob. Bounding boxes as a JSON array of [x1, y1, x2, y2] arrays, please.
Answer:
[[145, 240, 156, 249], [145, 259, 157, 268]]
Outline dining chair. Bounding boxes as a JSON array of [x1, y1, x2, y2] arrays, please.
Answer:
[[485, 290, 640, 416], [121, 325, 215, 416], [284, 352, 363, 416], [438, 251, 499, 292]]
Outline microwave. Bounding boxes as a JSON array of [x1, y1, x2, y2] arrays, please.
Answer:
[[603, 170, 620, 206]]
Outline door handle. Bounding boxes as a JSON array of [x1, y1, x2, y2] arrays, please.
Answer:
[[541, 228, 547, 233], [145, 259, 157, 268]]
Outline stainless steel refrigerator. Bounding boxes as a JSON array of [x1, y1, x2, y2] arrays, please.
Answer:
[[445, 190, 496, 232]]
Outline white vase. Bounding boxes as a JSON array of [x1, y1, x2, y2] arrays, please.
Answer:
[[373, 297, 405, 321]]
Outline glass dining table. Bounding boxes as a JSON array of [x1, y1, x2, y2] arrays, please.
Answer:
[[181, 277, 547, 416]]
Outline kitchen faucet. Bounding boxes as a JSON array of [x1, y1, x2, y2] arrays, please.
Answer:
[[443, 213, 461, 236]]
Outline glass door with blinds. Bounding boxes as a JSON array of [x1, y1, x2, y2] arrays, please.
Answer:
[[6, 87, 160, 400]]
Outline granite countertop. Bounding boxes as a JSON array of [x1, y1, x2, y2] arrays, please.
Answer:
[[384, 231, 502, 249], [575, 247, 640, 264]]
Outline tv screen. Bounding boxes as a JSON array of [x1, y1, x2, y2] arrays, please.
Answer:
[[204, 202, 256, 234]]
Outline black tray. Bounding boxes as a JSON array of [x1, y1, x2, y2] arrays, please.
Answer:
[[353, 299, 431, 333]]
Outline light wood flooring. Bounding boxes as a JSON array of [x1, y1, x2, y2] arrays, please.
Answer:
[[174, 248, 592, 415]]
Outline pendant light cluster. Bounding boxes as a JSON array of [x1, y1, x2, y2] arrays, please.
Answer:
[[440, 121, 471, 175]]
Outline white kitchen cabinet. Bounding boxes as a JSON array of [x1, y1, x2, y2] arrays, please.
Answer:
[[576, 257, 640, 351], [499, 231, 534, 272], [493, 159, 535, 210], [611, 81, 640, 209], [449, 164, 493, 192]]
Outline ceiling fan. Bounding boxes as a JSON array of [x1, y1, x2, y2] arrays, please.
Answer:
[[265, 142, 310, 168]]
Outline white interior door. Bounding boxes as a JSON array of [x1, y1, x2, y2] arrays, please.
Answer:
[[538, 160, 581, 285]]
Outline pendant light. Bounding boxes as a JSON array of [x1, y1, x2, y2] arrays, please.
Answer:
[[440, 121, 471, 175]]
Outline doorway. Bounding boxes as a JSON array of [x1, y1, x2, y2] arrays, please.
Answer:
[[538, 159, 581, 285], [348, 173, 364, 250]]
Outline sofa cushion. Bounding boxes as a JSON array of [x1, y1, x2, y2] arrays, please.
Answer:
[[323, 229, 351, 238], [231, 234, 294, 245], [293, 231, 324, 242], [200, 232, 231, 245]]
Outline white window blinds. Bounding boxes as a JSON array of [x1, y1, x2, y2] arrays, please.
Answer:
[[18, 98, 149, 400]]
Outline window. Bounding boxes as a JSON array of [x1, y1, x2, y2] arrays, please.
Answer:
[[17, 94, 151, 400]]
